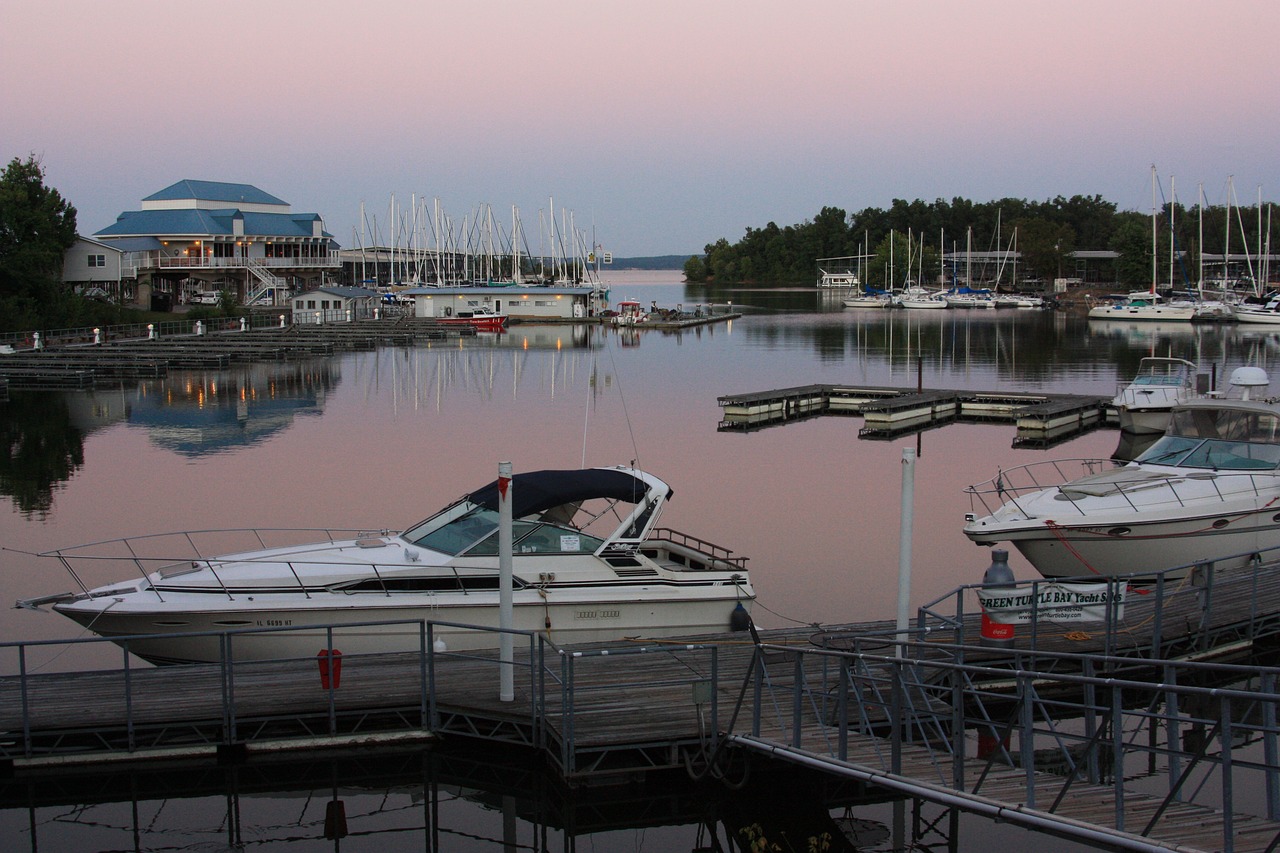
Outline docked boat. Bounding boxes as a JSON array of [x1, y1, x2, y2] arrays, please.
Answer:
[[611, 300, 649, 325], [899, 287, 949, 310], [842, 289, 896, 309], [962, 367, 1280, 579], [22, 466, 755, 663], [1110, 356, 1200, 434], [437, 304, 508, 330], [944, 288, 996, 309], [1233, 295, 1280, 325], [1087, 291, 1196, 322]]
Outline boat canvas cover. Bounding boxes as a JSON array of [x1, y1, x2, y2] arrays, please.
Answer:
[[467, 469, 665, 517]]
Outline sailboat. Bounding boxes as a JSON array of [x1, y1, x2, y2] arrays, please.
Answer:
[[1089, 167, 1195, 322]]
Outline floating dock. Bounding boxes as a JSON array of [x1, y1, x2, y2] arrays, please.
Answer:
[[717, 383, 1110, 444], [5, 563, 1280, 851], [0, 319, 473, 390]]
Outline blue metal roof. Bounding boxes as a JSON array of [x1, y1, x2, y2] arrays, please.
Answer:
[[95, 209, 333, 239], [143, 180, 287, 206]]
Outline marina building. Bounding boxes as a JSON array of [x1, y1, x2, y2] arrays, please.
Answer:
[[92, 180, 340, 308], [401, 284, 606, 320]]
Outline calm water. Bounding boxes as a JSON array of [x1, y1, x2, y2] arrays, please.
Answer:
[[3, 269, 1277, 851]]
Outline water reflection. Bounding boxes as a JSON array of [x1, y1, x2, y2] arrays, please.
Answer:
[[1, 745, 1115, 853], [0, 393, 85, 518], [128, 360, 338, 457], [5, 273, 1280, 851]]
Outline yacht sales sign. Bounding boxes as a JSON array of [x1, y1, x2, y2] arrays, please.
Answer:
[[977, 582, 1125, 624]]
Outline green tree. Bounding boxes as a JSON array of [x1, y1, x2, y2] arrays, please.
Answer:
[[682, 254, 707, 282], [1109, 214, 1151, 287], [1011, 217, 1075, 284], [0, 155, 78, 332]]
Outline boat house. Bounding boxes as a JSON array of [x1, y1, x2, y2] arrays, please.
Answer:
[[401, 284, 607, 320], [92, 180, 340, 309]]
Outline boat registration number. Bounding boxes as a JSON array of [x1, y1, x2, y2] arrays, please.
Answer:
[[257, 619, 293, 627], [575, 609, 620, 620]]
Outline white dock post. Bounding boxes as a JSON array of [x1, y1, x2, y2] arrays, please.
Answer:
[[498, 460, 514, 702], [895, 447, 916, 657]]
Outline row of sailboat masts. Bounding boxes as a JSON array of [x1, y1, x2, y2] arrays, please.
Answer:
[[1155, 168, 1274, 299], [350, 196, 600, 287], [878, 224, 1017, 291]]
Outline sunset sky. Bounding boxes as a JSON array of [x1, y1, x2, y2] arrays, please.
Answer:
[[3, 0, 1276, 257]]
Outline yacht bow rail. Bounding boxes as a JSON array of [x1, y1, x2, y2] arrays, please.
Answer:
[[964, 457, 1280, 519]]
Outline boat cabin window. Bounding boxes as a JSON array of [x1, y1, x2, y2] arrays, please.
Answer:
[[402, 501, 606, 556], [337, 575, 524, 593], [465, 520, 605, 556]]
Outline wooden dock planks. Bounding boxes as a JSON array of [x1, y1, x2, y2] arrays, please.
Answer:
[[718, 382, 1109, 442]]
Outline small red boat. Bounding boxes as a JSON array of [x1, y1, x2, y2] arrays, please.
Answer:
[[437, 305, 508, 331]]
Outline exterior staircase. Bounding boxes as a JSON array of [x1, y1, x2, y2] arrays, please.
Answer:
[[244, 257, 286, 305]]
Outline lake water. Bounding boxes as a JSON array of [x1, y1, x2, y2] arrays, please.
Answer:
[[3, 269, 1276, 850]]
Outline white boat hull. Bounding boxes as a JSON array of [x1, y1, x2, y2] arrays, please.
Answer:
[[53, 586, 752, 663], [1115, 407, 1173, 435], [967, 505, 1277, 579], [1088, 304, 1196, 321]]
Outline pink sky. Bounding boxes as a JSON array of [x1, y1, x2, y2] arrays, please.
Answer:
[[3, 0, 1277, 255]]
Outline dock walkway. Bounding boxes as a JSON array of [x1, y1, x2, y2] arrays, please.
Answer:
[[718, 383, 1109, 443], [0, 319, 473, 390], [5, 563, 1280, 850]]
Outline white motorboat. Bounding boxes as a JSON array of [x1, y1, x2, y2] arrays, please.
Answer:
[[23, 466, 755, 663], [1087, 291, 1196, 322], [1233, 295, 1280, 325], [962, 367, 1280, 579], [1110, 356, 1201, 434]]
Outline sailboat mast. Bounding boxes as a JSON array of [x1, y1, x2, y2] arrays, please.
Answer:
[[1151, 165, 1158, 295], [1169, 175, 1175, 292]]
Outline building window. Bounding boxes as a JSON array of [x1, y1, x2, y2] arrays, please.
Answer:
[[87, 254, 105, 268]]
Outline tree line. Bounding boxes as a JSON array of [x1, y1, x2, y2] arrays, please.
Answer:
[[683, 195, 1278, 289]]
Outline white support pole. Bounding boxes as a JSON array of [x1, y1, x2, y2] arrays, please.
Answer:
[[498, 460, 514, 702], [895, 447, 916, 657]]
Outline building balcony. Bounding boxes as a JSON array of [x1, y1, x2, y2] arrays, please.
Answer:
[[122, 254, 340, 278]]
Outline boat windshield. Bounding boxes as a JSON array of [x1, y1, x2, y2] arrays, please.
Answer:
[[1135, 408, 1280, 471], [402, 501, 607, 557]]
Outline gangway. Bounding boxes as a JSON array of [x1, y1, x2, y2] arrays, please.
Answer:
[[724, 632, 1280, 852]]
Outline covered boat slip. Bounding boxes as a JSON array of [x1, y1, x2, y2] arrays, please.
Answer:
[[8, 558, 1280, 851]]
